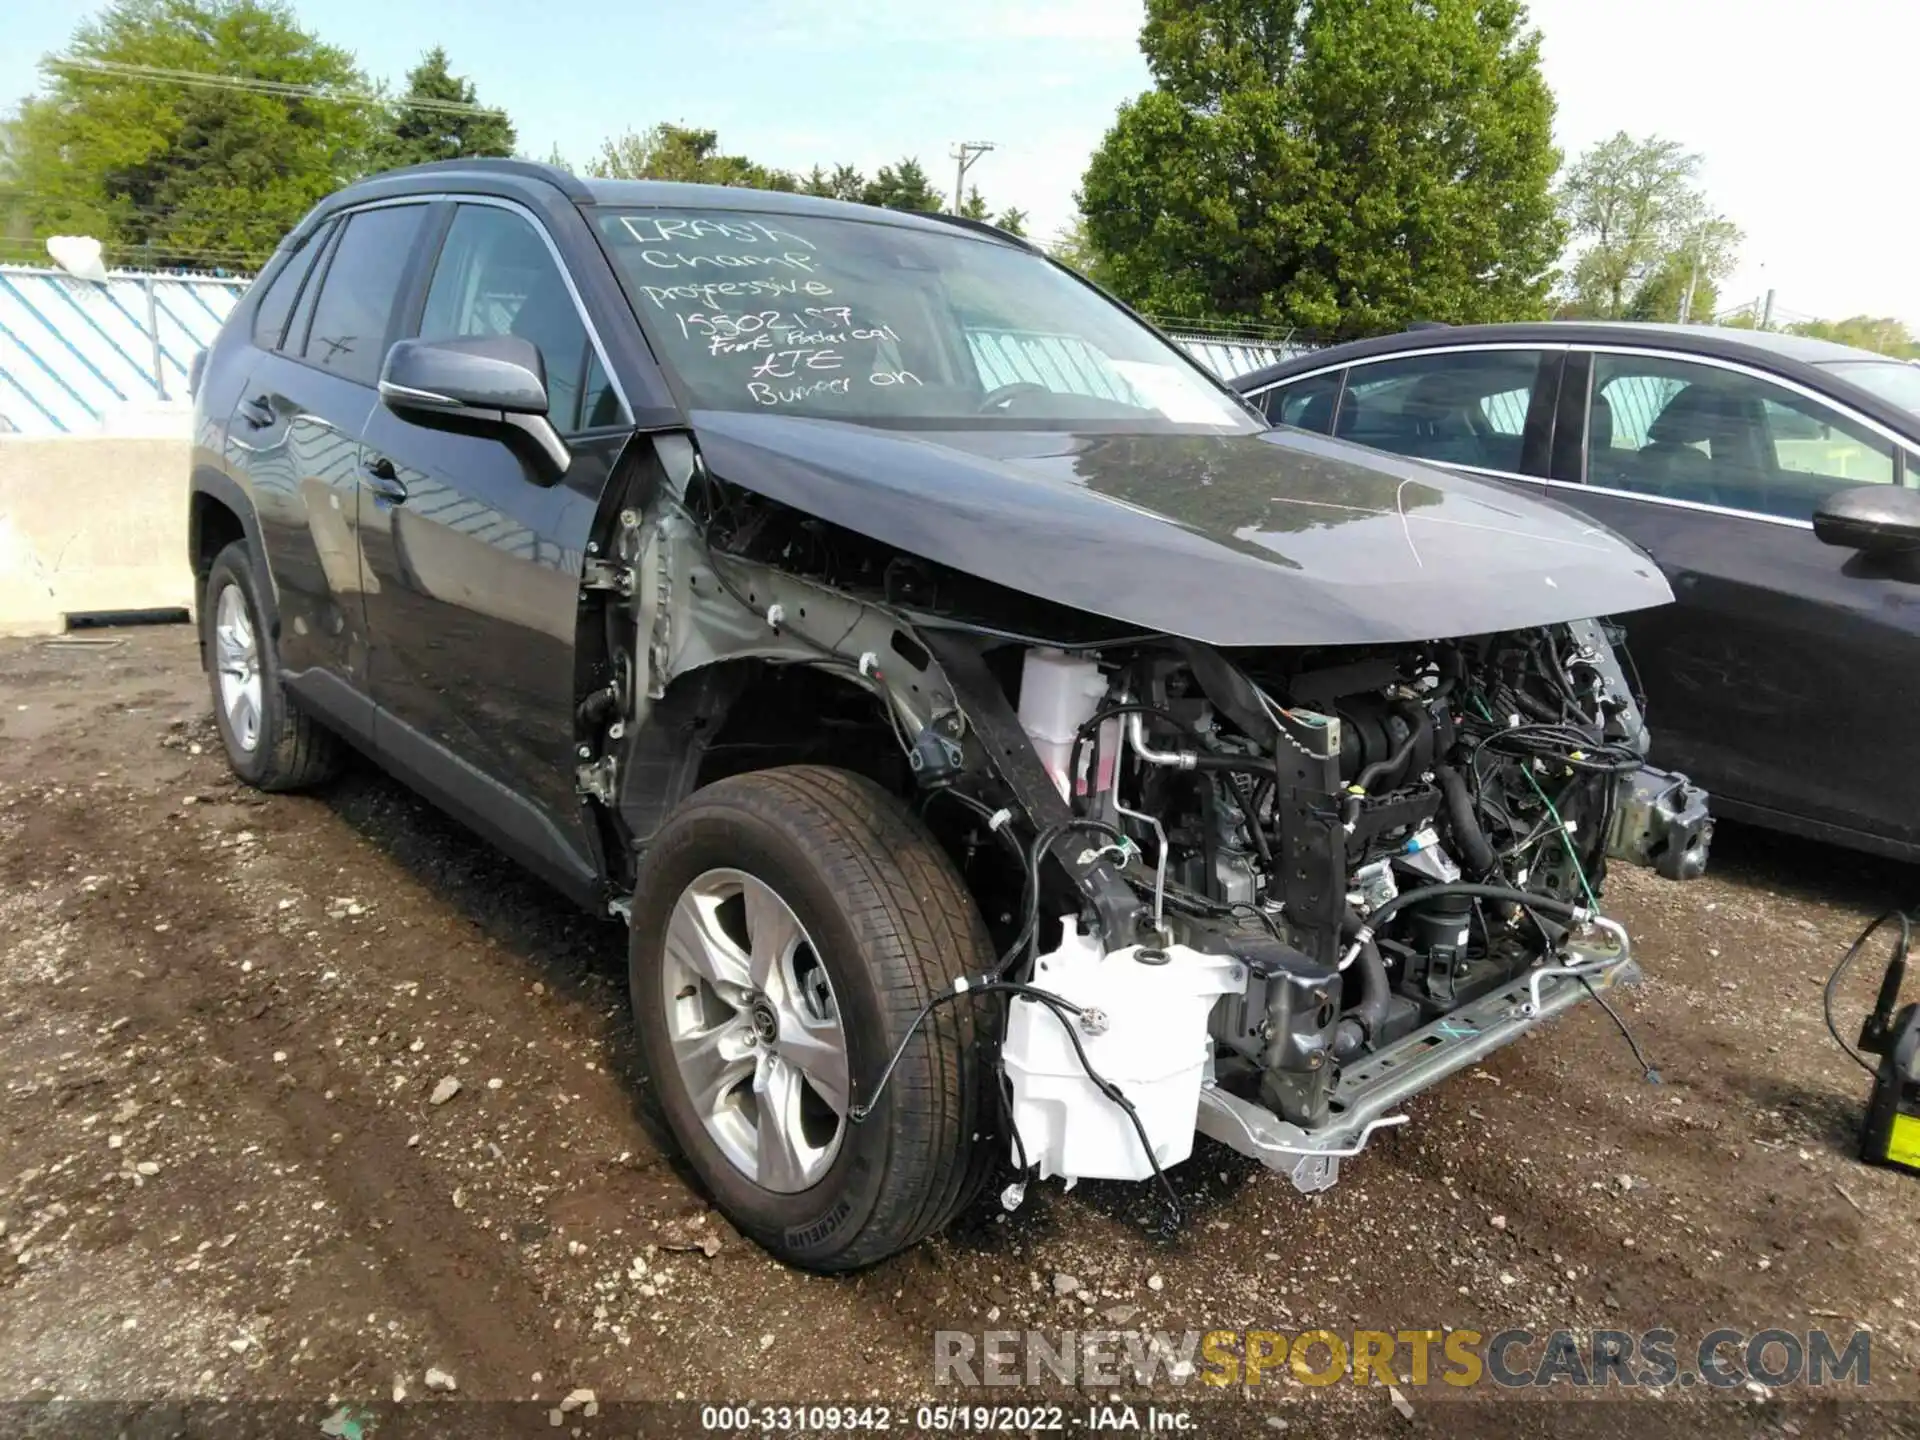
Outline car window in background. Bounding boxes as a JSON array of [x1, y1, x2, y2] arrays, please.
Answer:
[[1329, 350, 1547, 473], [1820, 359, 1920, 415], [1586, 353, 1896, 521], [1260, 370, 1341, 432], [301, 205, 426, 387], [419, 205, 610, 432], [593, 207, 1255, 430]]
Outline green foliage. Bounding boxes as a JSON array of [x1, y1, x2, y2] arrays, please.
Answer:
[[1080, 0, 1563, 338], [1622, 254, 1719, 326], [801, 163, 866, 202], [588, 123, 797, 191], [1787, 315, 1920, 359], [376, 46, 515, 170], [588, 129, 1030, 227], [860, 158, 942, 212], [1557, 132, 1739, 320], [1047, 216, 1114, 287], [6, 0, 374, 268]]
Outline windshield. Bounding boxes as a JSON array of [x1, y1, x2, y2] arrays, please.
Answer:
[[594, 206, 1256, 431], [1821, 359, 1920, 415]]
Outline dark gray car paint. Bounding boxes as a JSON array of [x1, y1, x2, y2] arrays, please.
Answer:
[[687, 411, 1674, 648]]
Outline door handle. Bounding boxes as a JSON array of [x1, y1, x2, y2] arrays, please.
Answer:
[[236, 394, 275, 428], [361, 455, 408, 503]]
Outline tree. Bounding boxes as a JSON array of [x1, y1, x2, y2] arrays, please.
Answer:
[[994, 207, 1028, 238], [588, 123, 796, 190], [1788, 316, 1919, 359], [801, 163, 866, 202], [861, 158, 941, 212], [1079, 0, 1563, 338], [1557, 132, 1739, 321], [1620, 212, 1739, 324], [1047, 215, 1114, 287], [957, 186, 991, 221], [6, 0, 374, 268], [377, 46, 514, 170]]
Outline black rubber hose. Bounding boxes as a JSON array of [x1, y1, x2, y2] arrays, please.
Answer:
[[1224, 771, 1274, 869], [1360, 881, 1585, 936], [1434, 763, 1498, 877], [1190, 753, 1279, 777], [1336, 908, 1390, 1056], [1352, 701, 1427, 795]]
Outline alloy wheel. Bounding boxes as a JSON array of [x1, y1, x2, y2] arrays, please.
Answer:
[[660, 868, 849, 1192], [213, 583, 263, 754]]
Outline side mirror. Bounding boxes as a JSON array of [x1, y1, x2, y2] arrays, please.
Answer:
[[379, 335, 569, 478], [1813, 485, 1920, 556]]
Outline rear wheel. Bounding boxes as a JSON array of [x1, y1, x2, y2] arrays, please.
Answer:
[[201, 541, 341, 791], [628, 766, 995, 1270]]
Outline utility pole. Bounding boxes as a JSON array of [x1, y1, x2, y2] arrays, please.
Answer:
[[949, 141, 996, 216], [1760, 288, 1777, 331], [1678, 239, 1699, 325]]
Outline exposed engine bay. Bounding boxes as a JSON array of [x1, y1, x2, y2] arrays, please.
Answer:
[[587, 439, 1715, 1206], [989, 625, 1711, 1192]]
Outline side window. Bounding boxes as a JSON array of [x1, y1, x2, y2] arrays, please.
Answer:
[[302, 205, 426, 386], [1332, 350, 1548, 474], [249, 222, 329, 350], [1587, 354, 1895, 521], [419, 205, 603, 432], [580, 350, 622, 430], [1260, 371, 1341, 432]]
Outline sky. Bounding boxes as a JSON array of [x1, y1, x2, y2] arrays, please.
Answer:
[[5, 0, 1916, 326]]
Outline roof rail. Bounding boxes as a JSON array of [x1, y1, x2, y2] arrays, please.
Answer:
[[371, 157, 592, 203], [918, 210, 1041, 253], [1404, 320, 1453, 332]]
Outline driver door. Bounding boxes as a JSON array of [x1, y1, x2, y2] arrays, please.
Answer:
[[354, 199, 629, 900]]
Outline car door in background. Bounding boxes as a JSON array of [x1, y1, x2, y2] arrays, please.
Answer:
[[354, 199, 629, 900], [1549, 348, 1920, 851]]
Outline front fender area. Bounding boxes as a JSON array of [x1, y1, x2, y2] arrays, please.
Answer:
[[588, 489, 1135, 944]]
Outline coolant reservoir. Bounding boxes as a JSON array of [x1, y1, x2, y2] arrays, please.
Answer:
[[1017, 649, 1111, 800], [1003, 923, 1243, 1182]]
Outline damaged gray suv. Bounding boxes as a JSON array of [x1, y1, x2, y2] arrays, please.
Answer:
[[188, 159, 1713, 1270]]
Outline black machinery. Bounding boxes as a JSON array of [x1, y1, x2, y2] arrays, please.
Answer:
[[1828, 910, 1920, 1177]]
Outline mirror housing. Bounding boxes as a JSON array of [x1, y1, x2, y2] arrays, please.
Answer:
[[381, 335, 549, 415], [1813, 485, 1920, 556], [379, 336, 569, 479]]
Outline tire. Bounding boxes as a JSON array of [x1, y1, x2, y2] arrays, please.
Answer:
[[201, 540, 341, 791], [628, 765, 996, 1271]]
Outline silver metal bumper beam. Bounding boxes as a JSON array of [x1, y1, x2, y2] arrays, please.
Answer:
[[1197, 953, 1642, 1192]]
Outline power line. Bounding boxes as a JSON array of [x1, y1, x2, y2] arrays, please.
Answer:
[[47, 57, 508, 119]]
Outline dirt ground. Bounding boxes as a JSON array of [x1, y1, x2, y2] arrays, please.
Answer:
[[4, 626, 1920, 1439]]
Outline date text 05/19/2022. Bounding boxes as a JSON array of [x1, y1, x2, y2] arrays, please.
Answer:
[[698, 1403, 1194, 1432]]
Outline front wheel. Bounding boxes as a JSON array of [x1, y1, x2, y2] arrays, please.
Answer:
[[628, 766, 996, 1270]]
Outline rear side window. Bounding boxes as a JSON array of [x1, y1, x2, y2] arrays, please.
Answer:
[[302, 205, 427, 387], [249, 228, 326, 351], [1334, 350, 1549, 474], [1259, 371, 1341, 432]]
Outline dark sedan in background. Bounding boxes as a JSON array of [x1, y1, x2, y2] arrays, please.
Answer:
[[1234, 323, 1920, 861]]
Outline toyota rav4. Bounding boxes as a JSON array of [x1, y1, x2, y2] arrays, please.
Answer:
[[188, 159, 1712, 1271]]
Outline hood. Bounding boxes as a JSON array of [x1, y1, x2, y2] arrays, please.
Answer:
[[687, 412, 1673, 648]]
